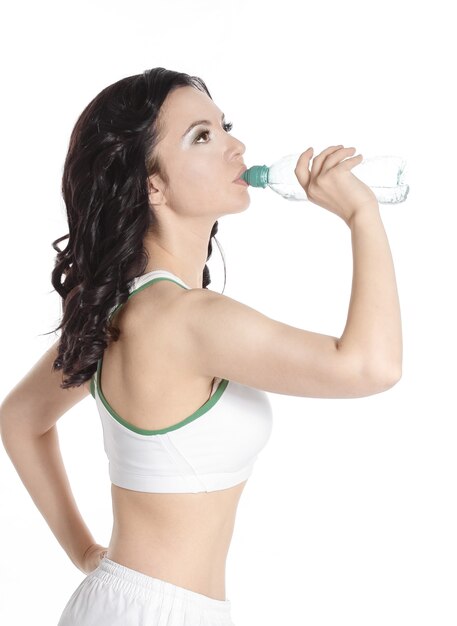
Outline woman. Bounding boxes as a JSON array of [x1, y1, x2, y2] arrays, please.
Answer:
[[0, 67, 402, 625]]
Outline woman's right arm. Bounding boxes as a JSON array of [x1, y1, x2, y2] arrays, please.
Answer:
[[180, 200, 401, 400], [180, 146, 402, 399]]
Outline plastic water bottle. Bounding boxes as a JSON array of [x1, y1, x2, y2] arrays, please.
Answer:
[[240, 153, 409, 204]]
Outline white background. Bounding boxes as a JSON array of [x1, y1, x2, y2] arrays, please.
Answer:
[[1, 1, 456, 625]]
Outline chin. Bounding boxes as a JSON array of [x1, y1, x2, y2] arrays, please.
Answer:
[[233, 195, 251, 213], [215, 194, 250, 218]]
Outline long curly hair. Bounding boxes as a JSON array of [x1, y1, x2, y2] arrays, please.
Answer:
[[47, 67, 225, 390]]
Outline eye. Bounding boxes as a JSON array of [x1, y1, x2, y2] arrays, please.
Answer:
[[194, 121, 233, 143]]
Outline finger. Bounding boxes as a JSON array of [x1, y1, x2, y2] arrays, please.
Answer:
[[295, 146, 314, 163], [294, 147, 314, 185], [322, 147, 357, 173], [310, 145, 344, 179], [338, 153, 364, 169]]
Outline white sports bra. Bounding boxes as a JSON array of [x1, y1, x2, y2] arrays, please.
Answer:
[[89, 270, 273, 493]]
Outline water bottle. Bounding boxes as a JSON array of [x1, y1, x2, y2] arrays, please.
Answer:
[[240, 153, 409, 204]]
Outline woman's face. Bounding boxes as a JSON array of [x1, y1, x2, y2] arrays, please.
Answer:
[[149, 86, 249, 218]]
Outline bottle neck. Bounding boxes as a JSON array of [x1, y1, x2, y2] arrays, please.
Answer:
[[242, 165, 269, 188]]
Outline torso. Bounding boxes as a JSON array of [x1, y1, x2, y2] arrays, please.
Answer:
[[100, 279, 247, 601]]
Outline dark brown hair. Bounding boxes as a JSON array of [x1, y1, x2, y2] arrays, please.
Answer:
[[47, 67, 223, 390]]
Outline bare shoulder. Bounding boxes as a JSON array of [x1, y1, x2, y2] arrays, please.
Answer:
[[174, 288, 389, 399]]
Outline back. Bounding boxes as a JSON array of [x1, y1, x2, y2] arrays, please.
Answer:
[[90, 269, 274, 493]]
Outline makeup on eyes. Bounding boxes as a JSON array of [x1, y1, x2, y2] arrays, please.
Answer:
[[182, 112, 232, 142], [194, 121, 233, 143]]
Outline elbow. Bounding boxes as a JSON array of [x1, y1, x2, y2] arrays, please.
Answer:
[[0, 399, 28, 448], [0, 405, 15, 449], [371, 362, 402, 391], [0, 404, 8, 441]]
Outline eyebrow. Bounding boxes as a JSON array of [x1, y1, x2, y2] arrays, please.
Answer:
[[182, 112, 226, 139]]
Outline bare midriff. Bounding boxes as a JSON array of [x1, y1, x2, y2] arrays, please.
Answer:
[[107, 479, 247, 601], [100, 279, 247, 601]]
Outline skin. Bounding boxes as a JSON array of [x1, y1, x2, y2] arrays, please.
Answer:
[[143, 85, 249, 286], [101, 86, 252, 601], [0, 86, 403, 602], [0, 85, 252, 600]]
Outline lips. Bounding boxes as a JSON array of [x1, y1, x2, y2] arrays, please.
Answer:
[[233, 165, 247, 182]]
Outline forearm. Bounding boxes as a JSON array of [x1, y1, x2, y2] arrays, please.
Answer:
[[1, 421, 96, 571], [337, 206, 403, 380]]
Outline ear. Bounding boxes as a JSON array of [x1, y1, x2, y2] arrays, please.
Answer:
[[147, 173, 167, 207]]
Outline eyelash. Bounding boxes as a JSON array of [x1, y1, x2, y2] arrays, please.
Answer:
[[194, 121, 233, 143]]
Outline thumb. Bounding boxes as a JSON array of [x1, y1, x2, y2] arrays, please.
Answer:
[[296, 147, 314, 166]]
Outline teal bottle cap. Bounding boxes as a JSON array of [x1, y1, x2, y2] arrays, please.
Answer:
[[241, 165, 269, 188]]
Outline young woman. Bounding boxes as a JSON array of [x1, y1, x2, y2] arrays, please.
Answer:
[[0, 67, 402, 625]]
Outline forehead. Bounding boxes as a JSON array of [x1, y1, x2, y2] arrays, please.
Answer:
[[159, 86, 221, 133]]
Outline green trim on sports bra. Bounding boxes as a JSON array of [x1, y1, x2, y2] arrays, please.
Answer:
[[92, 274, 230, 436], [95, 357, 229, 435]]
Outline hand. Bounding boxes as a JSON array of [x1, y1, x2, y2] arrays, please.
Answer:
[[294, 145, 378, 225], [80, 543, 108, 574]]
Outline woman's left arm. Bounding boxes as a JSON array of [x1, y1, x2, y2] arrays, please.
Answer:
[[0, 339, 96, 572], [0, 338, 90, 438]]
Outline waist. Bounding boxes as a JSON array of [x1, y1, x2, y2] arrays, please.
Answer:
[[107, 524, 231, 601], [107, 482, 246, 600]]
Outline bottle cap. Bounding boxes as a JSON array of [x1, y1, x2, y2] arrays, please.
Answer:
[[241, 165, 269, 188]]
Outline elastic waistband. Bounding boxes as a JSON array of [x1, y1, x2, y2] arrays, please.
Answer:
[[91, 557, 232, 614]]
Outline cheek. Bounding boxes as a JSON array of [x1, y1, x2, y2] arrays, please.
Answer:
[[167, 171, 218, 213], [168, 155, 243, 211], [177, 159, 224, 200], [172, 156, 211, 189]]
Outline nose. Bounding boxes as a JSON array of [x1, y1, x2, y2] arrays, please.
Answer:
[[230, 134, 246, 157]]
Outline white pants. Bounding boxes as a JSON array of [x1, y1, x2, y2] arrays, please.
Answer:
[[57, 556, 235, 626]]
